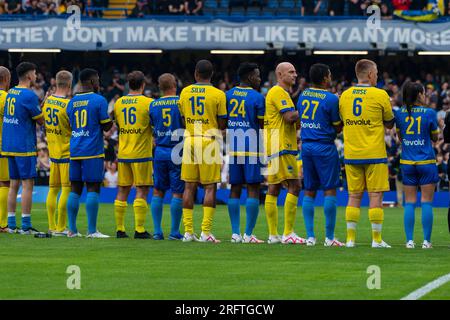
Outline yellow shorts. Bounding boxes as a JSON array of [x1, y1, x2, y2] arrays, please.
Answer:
[[181, 136, 221, 185], [267, 154, 299, 185], [49, 161, 70, 188], [345, 163, 389, 193], [0, 157, 9, 182], [118, 161, 153, 187], [297, 159, 303, 179]]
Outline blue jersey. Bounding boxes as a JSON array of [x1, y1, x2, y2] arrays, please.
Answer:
[[226, 86, 265, 156], [149, 96, 183, 161], [66, 92, 111, 159], [297, 88, 341, 145], [395, 106, 438, 165], [1, 86, 42, 156]]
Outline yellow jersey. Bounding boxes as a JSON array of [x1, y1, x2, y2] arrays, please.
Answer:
[[264, 85, 298, 158], [339, 85, 394, 164], [0, 90, 7, 156], [178, 83, 227, 138], [43, 95, 71, 161], [114, 94, 154, 161]]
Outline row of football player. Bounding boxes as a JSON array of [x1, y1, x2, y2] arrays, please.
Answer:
[[0, 60, 447, 248]]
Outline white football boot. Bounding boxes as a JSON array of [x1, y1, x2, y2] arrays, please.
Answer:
[[182, 232, 198, 242], [243, 234, 264, 244], [231, 233, 242, 243], [372, 240, 391, 248], [281, 233, 306, 244], [199, 232, 221, 243], [86, 231, 110, 238], [324, 238, 344, 247], [306, 237, 316, 246], [267, 235, 282, 244], [406, 240, 415, 249], [422, 240, 432, 249]]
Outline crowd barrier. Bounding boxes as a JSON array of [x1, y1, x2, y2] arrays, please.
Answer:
[[29, 186, 449, 207]]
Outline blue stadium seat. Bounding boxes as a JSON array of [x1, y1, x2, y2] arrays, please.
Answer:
[[280, 0, 295, 8], [267, 0, 278, 9], [220, 0, 229, 8], [246, 6, 261, 16], [205, 0, 219, 8]]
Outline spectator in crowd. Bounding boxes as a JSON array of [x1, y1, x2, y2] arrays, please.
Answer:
[[184, 0, 203, 15], [107, 70, 125, 101], [104, 161, 118, 188], [168, 0, 184, 14], [348, 0, 365, 15], [328, 0, 345, 15], [5, 0, 22, 14], [380, 2, 393, 18], [301, 0, 322, 16], [36, 142, 51, 186], [24, 0, 43, 15], [130, 0, 152, 17]]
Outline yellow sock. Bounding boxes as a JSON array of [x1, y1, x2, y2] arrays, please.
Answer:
[[345, 206, 361, 243], [265, 194, 278, 236], [283, 193, 298, 236], [46, 187, 60, 231], [56, 187, 70, 232], [133, 198, 148, 233], [201, 206, 215, 235], [0, 186, 8, 228], [183, 208, 194, 234], [114, 199, 128, 232], [369, 208, 384, 243]]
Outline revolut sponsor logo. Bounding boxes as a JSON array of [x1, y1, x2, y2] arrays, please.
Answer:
[[403, 138, 425, 146], [72, 130, 90, 138], [345, 118, 372, 126]]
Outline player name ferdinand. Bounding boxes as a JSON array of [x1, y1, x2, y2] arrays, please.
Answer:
[[175, 304, 209, 318]]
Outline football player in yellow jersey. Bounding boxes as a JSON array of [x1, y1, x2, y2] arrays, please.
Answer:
[[264, 62, 305, 244], [0, 66, 10, 232], [339, 59, 395, 248], [113, 71, 154, 239], [43, 71, 72, 236], [179, 60, 227, 243]]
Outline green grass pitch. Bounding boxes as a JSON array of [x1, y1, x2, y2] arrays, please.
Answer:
[[0, 203, 449, 300]]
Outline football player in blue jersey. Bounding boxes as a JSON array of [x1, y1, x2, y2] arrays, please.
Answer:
[[149, 73, 185, 240], [226, 62, 265, 244], [297, 63, 344, 247], [1, 62, 44, 234], [395, 81, 439, 249], [66, 68, 113, 238]]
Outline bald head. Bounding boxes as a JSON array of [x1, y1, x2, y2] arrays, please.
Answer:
[[56, 70, 72, 89], [275, 62, 297, 89], [0, 66, 11, 90], [158, 73, 177, 96], [355, 59, 378, 86]]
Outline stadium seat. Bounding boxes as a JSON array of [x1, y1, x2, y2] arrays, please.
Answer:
[[205, 0, 219, 8], [246, 6, 261, 16]]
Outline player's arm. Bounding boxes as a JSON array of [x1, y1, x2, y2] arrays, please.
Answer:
[[257, 94, 265, 129], [329, 95, 343, 133], [381, 92, 395, 129], [28, 94, 45, 126], [99, 97, 113, 132], [430, 109, 439, 143], [217, 92, 227, 130]]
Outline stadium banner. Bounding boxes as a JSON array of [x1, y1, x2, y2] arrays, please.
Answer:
[[0, 18, 450, 51], [30, 186, 450, 207]]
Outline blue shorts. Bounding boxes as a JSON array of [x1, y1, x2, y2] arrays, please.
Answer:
[[229, 156, 264, 185], [69, 158, 105, 183], [401, 163, 439, 186], [8, 156, 37, 180], [153, 160, 185, 194], [302, 143, 340, 191]]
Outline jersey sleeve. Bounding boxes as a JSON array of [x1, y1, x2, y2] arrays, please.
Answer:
[[178, 91, 185, 117], [393, 109, 401, 132], [381, 91, 394, 122], [276, 88, 295, 114], [99, 97, 111, 124], [256, 93, 265, 120], [25, 93, 43, 120], [329, 94, 341, 125], [217, 91, 227, 119], [429, 109, 439, 134]]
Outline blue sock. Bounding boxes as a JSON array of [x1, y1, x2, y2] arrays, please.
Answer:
[[151, 196, 163, 235], [67, 192, 80, 233], [228, 198, 240, 235], [86, 192, 99, 234], [422, 202, 433, 242], [324, 196, 337, 240], [245, 198, 259, 236], [404, 202, 415, 242], [7, 213, 16, 229], [21, 214, 31, 230], [302, 196, 315, 238], [170, 197, 183, 235]]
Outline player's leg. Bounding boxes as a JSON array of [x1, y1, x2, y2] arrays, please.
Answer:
[[47, 161, 60, 232], [366, 163, 391, 248], [344, 164, 365, 247], [56, 162, 71, 234], [67, 160, 83, 237], [401, 164, 418, 247], [7, 178, 19, 232], [16, 156, 38, 234], [151, 160, 169, 240], [281, 155, 302, 243], [228, 183, 242, 242], [84, 158, 108, 238], [243, 183, 264, 243], [200, 182, 220, 242], [168, 161, 184, 240], [301, 153, 319, 243], [134, 185, 151, 239], [115, 162, 133, 237], [419, 164, 439, 248], [265, 183, 281, 243], [0, 156, 10, 231]]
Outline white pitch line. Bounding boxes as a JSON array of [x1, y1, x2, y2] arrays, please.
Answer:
[[401, 273, 450, 300]]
